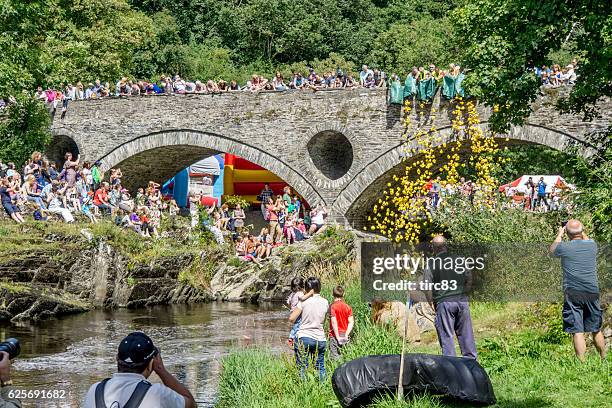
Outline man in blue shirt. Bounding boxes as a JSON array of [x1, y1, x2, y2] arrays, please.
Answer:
[[549, 219, 606, 361], [536, 177, 548, 210]]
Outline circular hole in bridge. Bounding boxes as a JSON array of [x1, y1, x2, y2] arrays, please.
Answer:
[[307, 131, 353, 180]]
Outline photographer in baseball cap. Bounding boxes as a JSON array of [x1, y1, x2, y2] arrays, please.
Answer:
[[83, 332, 196, 408]]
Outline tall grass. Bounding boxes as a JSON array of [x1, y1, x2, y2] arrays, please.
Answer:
[[218, 283, 610, 408]]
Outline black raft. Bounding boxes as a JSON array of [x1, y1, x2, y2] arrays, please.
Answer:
[[332, 354, 496, 407]]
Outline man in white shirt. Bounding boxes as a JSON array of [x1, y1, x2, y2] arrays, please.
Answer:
[[83, 332, 196, 408], [359, 65, 374, 86]]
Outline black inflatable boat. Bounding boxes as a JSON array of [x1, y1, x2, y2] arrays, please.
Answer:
[[332, 354, 496, 407]]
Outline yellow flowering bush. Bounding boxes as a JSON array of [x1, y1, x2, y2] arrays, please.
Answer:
[[367, 98, 504, 242]]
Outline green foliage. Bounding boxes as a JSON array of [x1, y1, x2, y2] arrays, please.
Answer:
[[371, 16, 460, 75], [430, 197, 564, 243], [182, 43, 238, 82], [0, 0, 55, 95], [218, 284, 611, 408], [178, 255, 218, 288], [0, 94, 51, 166], [223, 195, 250, 209], [492, 145, 585, 184], [454, 0, 612, 131], [567, 130, 612, 242]]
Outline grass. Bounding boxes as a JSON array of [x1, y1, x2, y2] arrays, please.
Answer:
[[217, 283, 610, 408], [0, 217, 220, 264]]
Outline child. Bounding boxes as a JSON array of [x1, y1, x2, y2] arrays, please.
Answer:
[[135, 187, 146, 208], [285, 213, 296, 244], [286, 277, 312, 347], [168, 199, 179, 228], [81, 192, 98, 223], [329, 285, 354, 359], [257, 228, 272, 259], [245, 234, 262, 267], [149, 205, 161, 239], [139, 208, 151, 238], [235, 236, 246, 257]]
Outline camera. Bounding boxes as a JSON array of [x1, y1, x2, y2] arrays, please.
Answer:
[[0, 338, 20, 360], [561, 220, 568, 227]]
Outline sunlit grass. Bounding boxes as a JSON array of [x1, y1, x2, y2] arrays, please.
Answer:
[[218, 283, 610, 408]]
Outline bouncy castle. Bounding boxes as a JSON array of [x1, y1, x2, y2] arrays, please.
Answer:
[[163, 153, 292, 208], [223, 154, 288, 205]]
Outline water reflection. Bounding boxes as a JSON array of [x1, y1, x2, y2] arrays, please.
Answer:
[[0, 302, 289, 407]]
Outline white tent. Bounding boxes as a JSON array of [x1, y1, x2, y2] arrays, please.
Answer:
[[499, 175, 575, 194]]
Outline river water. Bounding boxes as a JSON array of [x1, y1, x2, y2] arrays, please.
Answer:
[[0, 302, 289, 408]]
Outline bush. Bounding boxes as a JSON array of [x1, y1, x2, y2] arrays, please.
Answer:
[[430, 196, 563, 243], [223, 195, 250, 209], [0, 94, 51, 166]]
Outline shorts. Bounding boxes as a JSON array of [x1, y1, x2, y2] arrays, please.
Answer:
[[562, 295, 602, 333], [2, 202, 18, 215]]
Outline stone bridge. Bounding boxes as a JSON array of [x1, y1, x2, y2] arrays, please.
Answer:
[[49, 88, 610, 226]]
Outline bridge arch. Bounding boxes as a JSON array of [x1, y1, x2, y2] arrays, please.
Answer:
[[332, 123, 594, 226], [94, 129, 326, 207], [46, 131, 81, 168]]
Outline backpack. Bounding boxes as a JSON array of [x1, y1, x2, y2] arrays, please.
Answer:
[[95, 378, 151, 408]]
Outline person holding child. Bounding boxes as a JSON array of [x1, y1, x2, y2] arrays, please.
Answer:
[[289, 276, 328, 381]]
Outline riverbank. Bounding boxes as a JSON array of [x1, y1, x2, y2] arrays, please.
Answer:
[[217, 284, 611, 408], [0, 219, 356, 322]]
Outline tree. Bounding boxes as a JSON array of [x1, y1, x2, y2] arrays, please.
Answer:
[[455, 0, 612, 131], [0, 0, 58, 96], [0, 94, 52, 166], [371, 16, 460, 76]]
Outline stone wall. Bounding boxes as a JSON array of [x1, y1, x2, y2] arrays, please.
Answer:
[[51, 88, 611, 224]]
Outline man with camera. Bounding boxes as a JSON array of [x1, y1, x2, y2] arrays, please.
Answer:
[[0, 339, 21, 408], [549, 219, 606, 361], [83, 332, 196, 408]]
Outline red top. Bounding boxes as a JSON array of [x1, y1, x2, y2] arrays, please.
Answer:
[[266, 204, 278, 221], [93, 189, 107, 206], [329, 299, 353, 338]]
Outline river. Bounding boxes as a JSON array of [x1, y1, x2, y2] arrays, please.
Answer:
[[0, 302, 289, 408]]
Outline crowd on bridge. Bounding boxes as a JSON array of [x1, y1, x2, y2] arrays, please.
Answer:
[[528, 59, 579, 87], [21, 58, 579, 116], [0, 57, 581, 116]]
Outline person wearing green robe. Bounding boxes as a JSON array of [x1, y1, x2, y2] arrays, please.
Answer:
[[389, 73, 403, 104], [454, 71, 465, 97], [442, 74, 458, 99], [442, 66, 466, 99], [417, 73, 437, 101], [403, 67, 418, 100]]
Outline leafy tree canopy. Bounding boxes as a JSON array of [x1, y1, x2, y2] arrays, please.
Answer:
[[455, 0, 611, 131]]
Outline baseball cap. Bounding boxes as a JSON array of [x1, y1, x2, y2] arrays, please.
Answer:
[[118, 332, 157, 365]]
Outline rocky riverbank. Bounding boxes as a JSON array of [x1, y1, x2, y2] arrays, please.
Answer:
[[0, 221, 356, 322]]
